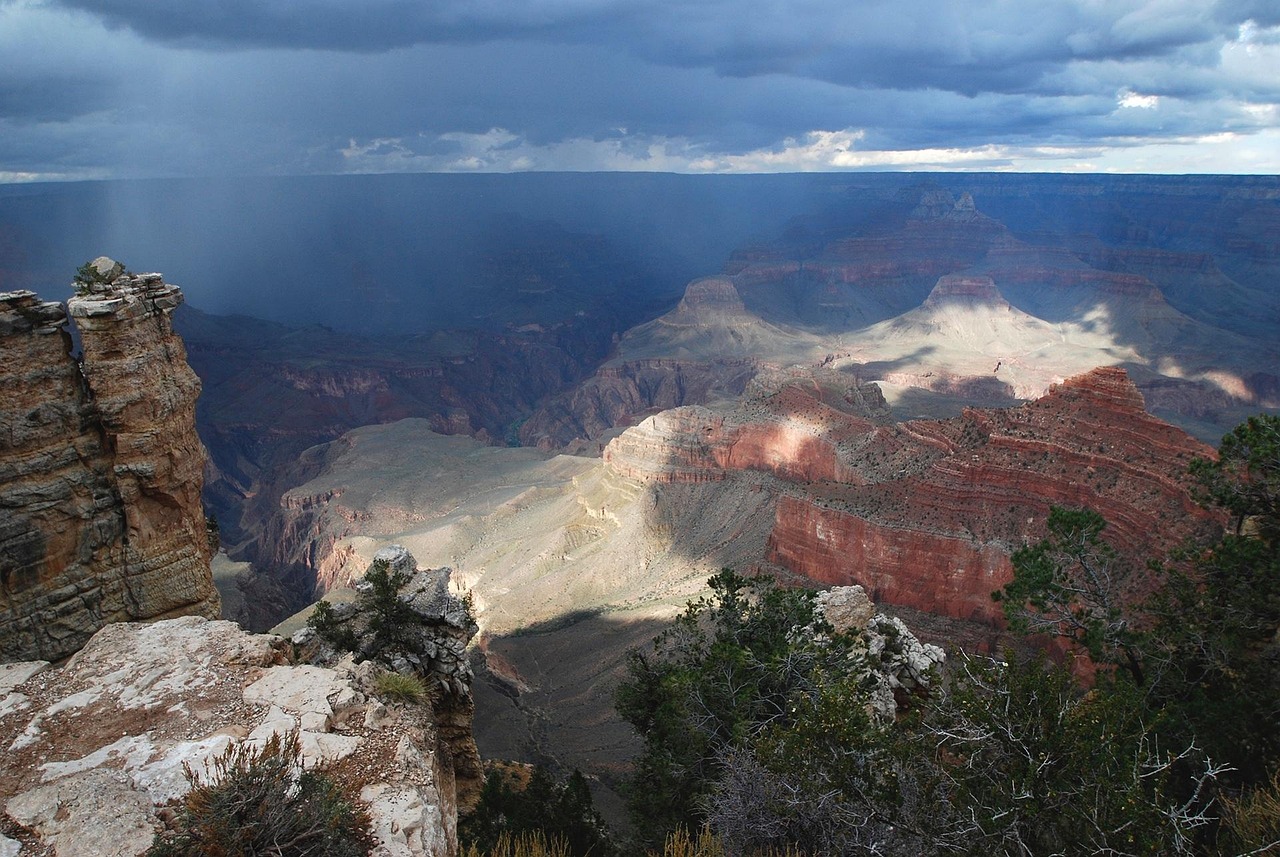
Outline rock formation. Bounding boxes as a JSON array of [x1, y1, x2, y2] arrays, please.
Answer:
[[176, 304, 621, 626], [522, 187, 1278, 454], [0, 615, 464, 856], [235, 367, 1219, 822], [814, 585, 946, 720], [0, 261, 219, 662], [606, 367, 1221, 637], [293, 545, 483, 810]]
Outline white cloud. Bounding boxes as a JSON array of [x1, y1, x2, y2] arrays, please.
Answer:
[[333, 124, 1278, 176], [1118, 89, 1160, 109]]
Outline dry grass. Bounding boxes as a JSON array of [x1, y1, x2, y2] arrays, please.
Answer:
[[1223, 769, 1280, 854], [374, 670, 433, 705], [462, 831, 572, 857]]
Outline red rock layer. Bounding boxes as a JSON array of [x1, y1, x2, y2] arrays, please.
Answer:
[[604, 373, 890, 485], [607, 367, 1220, 631]]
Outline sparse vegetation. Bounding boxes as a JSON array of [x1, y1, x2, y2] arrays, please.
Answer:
[[146, 731, 373, 857], [72, 258, 126, 295], [374, 669, 431, 704], [460, 765, 614, 857], [463, 831, 572, 857], [307, 598, 358, 651]]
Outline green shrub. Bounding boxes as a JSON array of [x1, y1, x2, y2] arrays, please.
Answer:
[[460, 766, 613, 857], [374, 670, 432, 705], [147, 731, 373, 857], [308, 599, 359, 652]]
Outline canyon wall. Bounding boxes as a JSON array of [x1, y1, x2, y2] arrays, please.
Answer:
[[0, 263, 218, 662], [606, 367, 1222, 637]]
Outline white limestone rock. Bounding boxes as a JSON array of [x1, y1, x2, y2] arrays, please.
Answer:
[[0, 616, 459, 857], [815, 585, 875, 634]]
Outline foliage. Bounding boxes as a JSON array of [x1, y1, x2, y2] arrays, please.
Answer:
[[988, 413, 1280, 848], [146, 731, 373, 857], [1190, 414, 1280, 540], [913, 652, 1230, 855], [1221, 768, 1280, 854], [617, 413, 1280, 854], [460, 766, 613, 857], [306, 557, 437, 665], [993, 506, 1148, 683], [308, 598, 358, 652], [72, 258, 127, 295], [614, 568, 859, 846], [374, 669, 432, 705], [360, 557, 420, 655]]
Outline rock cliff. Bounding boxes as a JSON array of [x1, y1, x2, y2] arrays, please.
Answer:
[[0, 262, 219, 662], [606, 367, 1221, 635], [0, 615, 464, 856]]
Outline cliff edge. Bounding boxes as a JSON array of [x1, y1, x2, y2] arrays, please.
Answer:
[[0, 259, 219, 662]]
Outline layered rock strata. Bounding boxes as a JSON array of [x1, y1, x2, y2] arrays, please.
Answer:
[[606, 367, 1221, 634], [0, 264, 218, 662], [0, 616, 462, 857]]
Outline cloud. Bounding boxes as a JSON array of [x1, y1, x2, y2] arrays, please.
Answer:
[[1, 0, 1276, 179], [1118, 89, 1160, 109]]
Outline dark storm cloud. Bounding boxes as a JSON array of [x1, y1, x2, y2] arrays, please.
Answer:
[[48, 0, 1257, 97], [3, 0, 1277, 177], [48, 0, 618, 50]]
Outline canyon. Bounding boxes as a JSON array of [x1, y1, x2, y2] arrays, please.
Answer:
[[189, 178, 1277, 639], [1, 172, 1277, 837], [260, 366, 1221, 813]]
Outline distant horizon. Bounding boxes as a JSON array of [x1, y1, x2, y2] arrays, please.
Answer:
[[3, 167, 1279, 188]]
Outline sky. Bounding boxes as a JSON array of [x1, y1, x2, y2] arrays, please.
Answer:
[[1, 0, 1277, 180]]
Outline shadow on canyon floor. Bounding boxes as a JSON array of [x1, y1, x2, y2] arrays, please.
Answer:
[[470, 610, 673, 828]]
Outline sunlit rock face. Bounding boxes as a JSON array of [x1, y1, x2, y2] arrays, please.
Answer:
[[0, 263, 219, 663], [523, 185, 1280, 454], [606, 367, 1222, 635]]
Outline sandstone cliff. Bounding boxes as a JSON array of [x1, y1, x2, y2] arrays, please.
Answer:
[[0, 261, 219, 662]]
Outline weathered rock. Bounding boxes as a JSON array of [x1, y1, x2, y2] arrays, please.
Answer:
[[607, 367, 1221, 638], [303, 547, 483, 811], [0, 266, 219, 663], [0, 616, 463, 857], [813, 585, 946, 720], [814, 585, 875, 635]]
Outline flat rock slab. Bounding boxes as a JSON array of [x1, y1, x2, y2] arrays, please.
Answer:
[[0, 617, 455, 857]]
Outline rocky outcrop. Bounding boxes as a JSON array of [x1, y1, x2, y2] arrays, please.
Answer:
[[604, 368, 893, 485], [0, 262, 218, 663], [0, 615, 464, 857], [294, 546, 483, 811], [607, 367, 1221, 635], [814, 585, 946, 720]]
